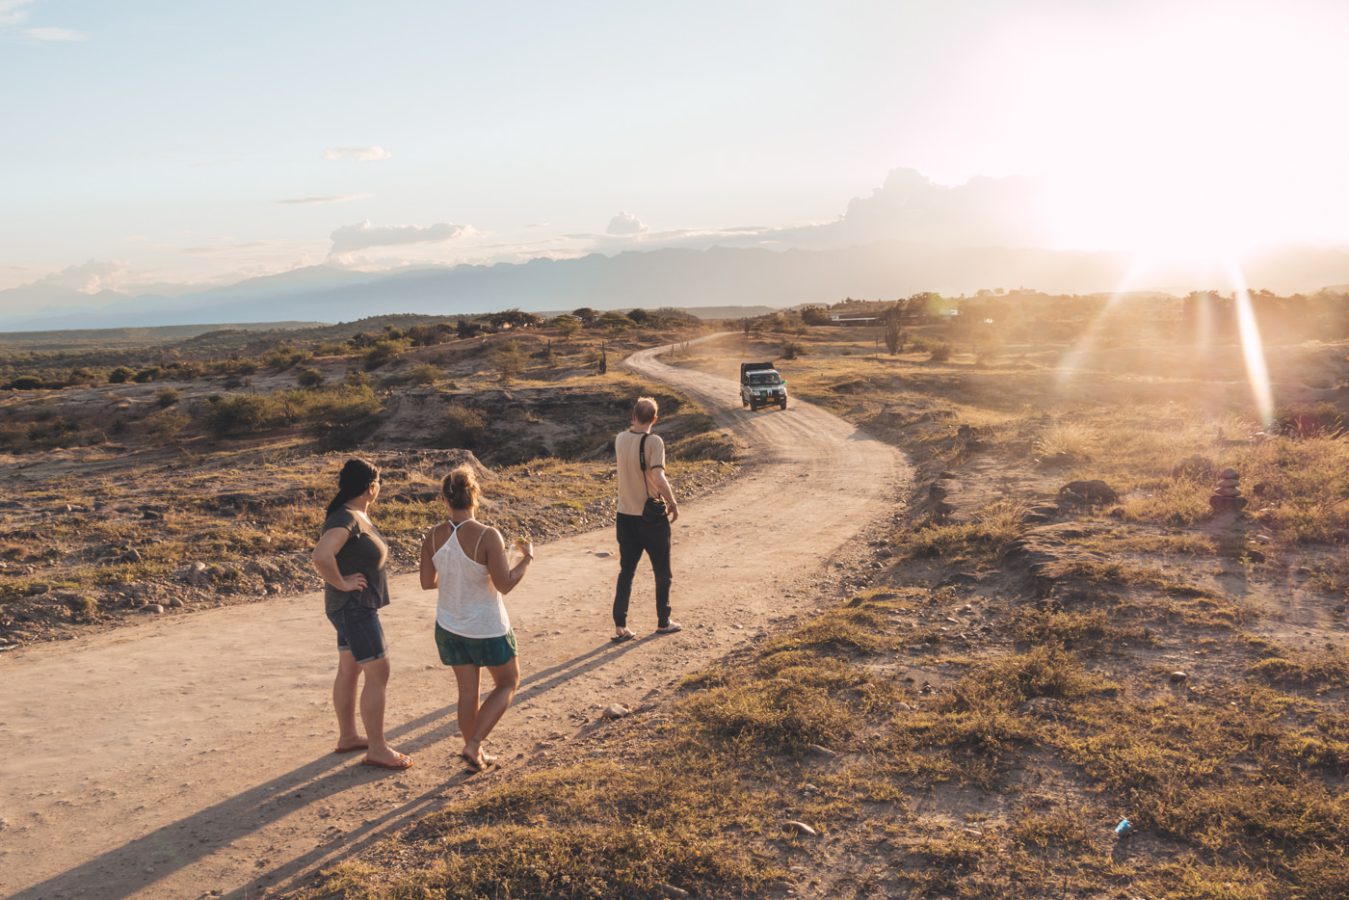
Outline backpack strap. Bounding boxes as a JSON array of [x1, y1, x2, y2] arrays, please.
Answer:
[[638, 433, 656, 499]]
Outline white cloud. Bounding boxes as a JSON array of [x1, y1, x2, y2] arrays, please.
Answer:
[[35, 259, 129, 293], [276, 193, 373, 205], [24, 25, 84, 41], [323, 145, 393, 162], [0, 1, 32, 27], [329, 220, 466, 255], [606, 211, 647, 236]]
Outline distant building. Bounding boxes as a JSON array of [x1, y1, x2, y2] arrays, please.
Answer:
[[830, 315, 880, 326]]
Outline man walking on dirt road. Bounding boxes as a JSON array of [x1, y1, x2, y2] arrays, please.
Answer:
[[611, 396, 681, 641]]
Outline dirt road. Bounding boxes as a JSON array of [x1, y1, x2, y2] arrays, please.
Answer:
[[0, 338, 907, 899]]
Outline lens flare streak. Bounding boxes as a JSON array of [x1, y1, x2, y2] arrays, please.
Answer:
[[1227, 261, 1275, 427]]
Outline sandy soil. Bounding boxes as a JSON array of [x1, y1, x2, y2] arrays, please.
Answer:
[[0, 337, 908, 899]]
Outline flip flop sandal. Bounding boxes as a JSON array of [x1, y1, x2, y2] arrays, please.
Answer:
[[655, 623, 683, 634], [610, 629, 636, 643]]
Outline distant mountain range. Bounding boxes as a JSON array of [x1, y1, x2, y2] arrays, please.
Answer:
[[4, 239, 1349, 332], [7, 164, 1349, 332]]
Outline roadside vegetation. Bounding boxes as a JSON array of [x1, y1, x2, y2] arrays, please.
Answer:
[[0, 309, 739, 645], [302, 292, 1346, 898]]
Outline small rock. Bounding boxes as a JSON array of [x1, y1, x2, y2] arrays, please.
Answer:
[[1057, 480, 1119, 506], [140, 604, 165, 614], [187, 562, 208, 587], [784, 820, 819, 837], [593, 550, 612, 558], [806, 743, 837, 758], [168, 597, 185, 608], [602, 704, 630, 720], [658, 884, 689, 899], [1168, 670, 1188, 684]]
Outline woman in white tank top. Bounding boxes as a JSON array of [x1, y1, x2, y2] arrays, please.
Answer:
[[419, 465, 534, 772]]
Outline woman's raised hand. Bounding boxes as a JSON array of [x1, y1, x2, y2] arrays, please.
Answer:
[[514, 538, 534, 561]]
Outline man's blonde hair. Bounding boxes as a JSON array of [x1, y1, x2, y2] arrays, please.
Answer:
[[632, 396, 658, 424]]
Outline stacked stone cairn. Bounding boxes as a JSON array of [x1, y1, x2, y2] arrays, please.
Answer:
[[1209, 467, 1247, 514]]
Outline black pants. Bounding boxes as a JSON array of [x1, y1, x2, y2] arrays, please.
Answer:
[[613, 513, 672, 628]]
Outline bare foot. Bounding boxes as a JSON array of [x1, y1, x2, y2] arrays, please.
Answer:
[[461, 742, 497, 772], [361, 747, 411, 768], [333, 738, 369, 753]]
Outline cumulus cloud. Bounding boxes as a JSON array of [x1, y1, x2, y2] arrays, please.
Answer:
[[0, 0, 32, 27], [276, 193, 373, 205], [35, 259, 129, 293], [24, 25, 84, 41], [606, 211, 647, 236], [329, 220, 466, 255], [0, 3, 88, 41], [323, 145, 393, 162]]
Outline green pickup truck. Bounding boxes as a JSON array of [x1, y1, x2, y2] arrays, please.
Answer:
[[740, 361, 788, 411]]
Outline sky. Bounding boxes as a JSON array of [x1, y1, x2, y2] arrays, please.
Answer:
[[3, 0, 1349, 296]]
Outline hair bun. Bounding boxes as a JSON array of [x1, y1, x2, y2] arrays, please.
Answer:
[[443, 465, 480, 510]]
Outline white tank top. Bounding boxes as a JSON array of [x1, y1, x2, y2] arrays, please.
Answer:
[[433, 520, 511, 639]]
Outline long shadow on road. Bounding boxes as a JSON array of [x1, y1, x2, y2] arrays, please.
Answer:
[[14, 640, 638, 900]]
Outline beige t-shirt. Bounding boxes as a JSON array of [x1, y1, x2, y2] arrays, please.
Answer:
[[615, 429, 665, 516]]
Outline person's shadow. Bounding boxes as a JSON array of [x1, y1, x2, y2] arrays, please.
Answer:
[[12, 639, 641, 900]]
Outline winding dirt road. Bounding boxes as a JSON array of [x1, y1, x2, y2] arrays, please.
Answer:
[[0, 338, 907, 899]]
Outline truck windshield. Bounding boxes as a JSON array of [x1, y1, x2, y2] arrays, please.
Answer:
[[749, 373, 781, 386]]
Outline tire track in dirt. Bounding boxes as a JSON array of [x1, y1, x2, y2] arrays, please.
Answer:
[[0, 336, 908, 898]]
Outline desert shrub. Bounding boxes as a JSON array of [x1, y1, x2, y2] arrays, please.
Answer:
[[204, 394, 280, 437], [132, 367, 161, 384], [108, 366, 135, 384], [492, 342, 526, 383], [202, 384, 383, 439], [1271, 402, 1344, 439], [801, 305, 832, 325], [598, 311, 634, 329], [6, 375, 43, 390], [928, 342, 953, 362], [265, 344, 311, 372], [155, 388, 180, 408], [443, 403, 486, 448], [781, 341, 805, 360], [147, 410, 189, 438], [406, 364, 439, 386], [363, 339, 404, 370], [296, 367, 325, 388]]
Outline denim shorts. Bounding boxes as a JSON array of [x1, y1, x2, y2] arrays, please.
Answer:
[[327, 603, 387, 664], [434, 623, 517, 668]]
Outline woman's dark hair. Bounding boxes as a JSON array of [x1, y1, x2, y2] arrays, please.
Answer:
[[442, 465, 480, 510], [326, 458, 380, 517]]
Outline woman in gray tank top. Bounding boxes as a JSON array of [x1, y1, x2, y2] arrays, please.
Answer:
[[311, 459, 411, 771]]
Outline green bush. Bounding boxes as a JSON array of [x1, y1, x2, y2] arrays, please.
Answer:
[[155, 388, 180, 408], [363, 339, 405, 370], [296, 367, 326, 388], [443, 403, 486, 448], [203, 384, 384, 438], [407, 364, 439, 386], [204, 394, 280, 437], [108, 366, 135, 384]]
